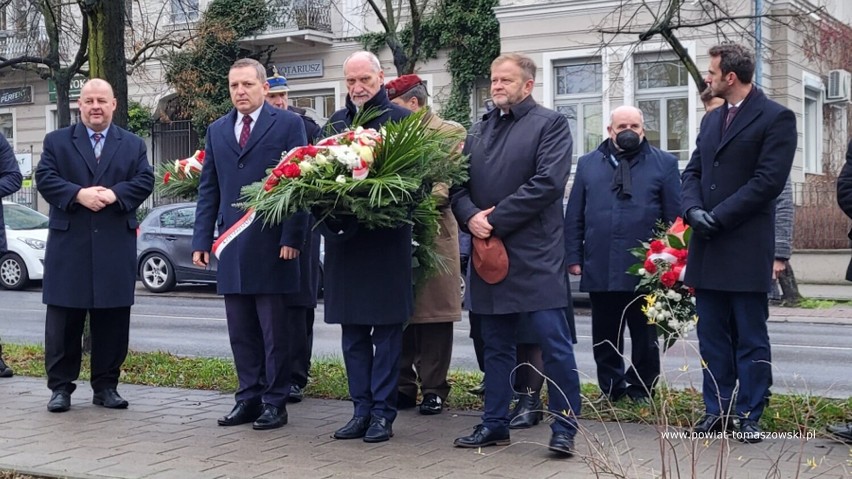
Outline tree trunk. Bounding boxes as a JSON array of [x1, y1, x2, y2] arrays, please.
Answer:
[[88, 0, 128, 128], [778, 262, 803, 306], [53, 71, 73, 129]]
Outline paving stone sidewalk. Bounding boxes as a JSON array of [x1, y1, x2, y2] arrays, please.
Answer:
[[0, 377, 849, 479]]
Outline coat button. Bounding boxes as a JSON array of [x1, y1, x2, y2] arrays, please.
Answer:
[[238, 163, 244, 169], [710, 184, 717, 190], [713, 161, 719, 167]]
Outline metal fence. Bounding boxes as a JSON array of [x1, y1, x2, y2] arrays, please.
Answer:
[[150, 120, 199, 208], [793, 181, 851, 250], [7, 184, 38, 210]]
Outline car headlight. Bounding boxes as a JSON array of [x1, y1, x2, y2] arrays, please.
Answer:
[[19, 237, 46, 250]]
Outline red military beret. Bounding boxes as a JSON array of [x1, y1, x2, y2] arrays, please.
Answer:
[[386, 74, 423, 100], [472, 236, 509, 284]]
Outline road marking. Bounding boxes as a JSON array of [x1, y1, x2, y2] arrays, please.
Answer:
[[132, 313, 227, 321]]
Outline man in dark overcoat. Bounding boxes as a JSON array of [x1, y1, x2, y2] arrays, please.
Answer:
[[265, 70, 321, 403], [321, 51, 411, 443], [0, 132, 23, 378], [451, 53, 581, 456], [35, 79, 154, 412], [681, 43, 795, 443], [193, 58, 308, 431], [565, 105, 681, 403], [827, 139, 852, 444]]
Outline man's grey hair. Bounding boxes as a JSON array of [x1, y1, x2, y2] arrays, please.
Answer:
[[609, 105, 644, 126], [230, 58, 266, 83], [398, 84, 428, 106], [343, 51, 382, 73]]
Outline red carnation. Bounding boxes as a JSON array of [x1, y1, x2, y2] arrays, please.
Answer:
[[292, 149, 306, 161], [264, 177, 280, 192], [650, 240, 665, 253], [661, 270, 678, 288], [672, 264, 684, 278], [304, 144, 319, 157], [282, 163, 302, 178], [673, 249, 688, 262], [643, 259, 657, 274], [163, 172, 171, 184], [197, 150, 205, 161], [272, 166, 285, 177]]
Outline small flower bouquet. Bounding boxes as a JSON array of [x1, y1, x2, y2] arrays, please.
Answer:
[[155, 150, 205, 200], [230, 109, 467, 277], [628, 217, 698, 351]]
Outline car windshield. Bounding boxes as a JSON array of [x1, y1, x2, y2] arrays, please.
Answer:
[[3, 204, 49, 230]]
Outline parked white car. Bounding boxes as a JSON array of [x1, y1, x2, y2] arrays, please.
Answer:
[[1, 201, 48, 290]]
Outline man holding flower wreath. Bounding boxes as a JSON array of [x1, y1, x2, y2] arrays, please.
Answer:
[[320, 51, 412, 444]]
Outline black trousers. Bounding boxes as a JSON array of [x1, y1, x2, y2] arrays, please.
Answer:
[[45, 305, 130, 394], [468, 312, 486, 373], [224, 294, 304, 408], [290, 307, 315, 388], [589, 292, 660, 399]]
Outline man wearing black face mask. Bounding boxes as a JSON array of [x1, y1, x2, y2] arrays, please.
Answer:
[[564, 105, 681, 403]]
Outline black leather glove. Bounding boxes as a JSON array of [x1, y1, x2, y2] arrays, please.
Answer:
[[686, 207, 721, 239]]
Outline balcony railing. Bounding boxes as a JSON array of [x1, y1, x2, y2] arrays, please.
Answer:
[[266, 0, 332, 34], [0, 28, 49, 59]]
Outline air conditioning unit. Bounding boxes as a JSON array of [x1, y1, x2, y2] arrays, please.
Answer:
[[826, 69, 852, 103]]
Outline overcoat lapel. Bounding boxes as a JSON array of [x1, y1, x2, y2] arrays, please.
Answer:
[[72, 123, 98, 176], [223, 110, 241, 157], [240, 105, 275, 160], [716, 89, 765, 153]]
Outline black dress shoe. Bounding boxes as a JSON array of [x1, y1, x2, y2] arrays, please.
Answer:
[[92, 389, 128, 409], [0, 357, 13, 378], [548, 432, 575, 456], [333, 416, 370, 439], [691, 414, 731, 433], [826, 422, 852, 443], [363, 416, 393, 443], [253, 404, 288, 430], [509, 394, 543, 429], [288, 385, 304, 403], [736, 419, 763, 444], [218, 400, 262, 426], [453, 424, 510, 448], [47, 390, 71, 413], [419, 393, 443, 415]]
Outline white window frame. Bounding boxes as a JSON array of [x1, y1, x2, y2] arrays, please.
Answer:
[[802, 71, 824, 175], [286, 80, 342, 121], [0, 108, 16, 150], [543, 48, 610, 165], [170, 0, 199, 24], [45, 105, 81, 133], [624, 42, 697, 170], [632, 52, 691, 163]]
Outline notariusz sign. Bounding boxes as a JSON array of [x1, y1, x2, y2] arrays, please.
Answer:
[[277, 59, 324, 79]]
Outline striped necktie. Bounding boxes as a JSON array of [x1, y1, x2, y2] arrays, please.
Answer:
[[92, 132, 103, 161]]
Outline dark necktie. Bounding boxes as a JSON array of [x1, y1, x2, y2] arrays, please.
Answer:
[[239, 115, 252, 149], [724, 105, 739, 132], [92, 132, 103, 161]]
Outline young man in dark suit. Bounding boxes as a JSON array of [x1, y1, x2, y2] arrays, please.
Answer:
[[35, 79, 154, 412], [681, 43, 796, 443], [193, 58, 308, 431]]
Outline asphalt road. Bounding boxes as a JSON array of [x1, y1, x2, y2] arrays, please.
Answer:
[[1, 284, 850, 398]]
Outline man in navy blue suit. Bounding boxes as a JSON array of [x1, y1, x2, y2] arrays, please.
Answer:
[[682, 43, 796, 443], [0, 132, 23, 378], [193, 58, 308, 431], [36, 79, 154, 413]]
